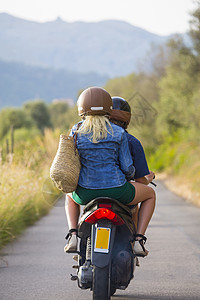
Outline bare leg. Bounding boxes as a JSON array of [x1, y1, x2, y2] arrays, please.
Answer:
[[64, 194, 80, 252], [65, 194, 80, 233], [128, 182, 156, 237]]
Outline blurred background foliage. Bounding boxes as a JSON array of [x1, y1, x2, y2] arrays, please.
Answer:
[[0, 1, 200, 248]]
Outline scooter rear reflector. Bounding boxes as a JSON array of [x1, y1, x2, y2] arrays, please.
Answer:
[[85, 208, 124, 225], [94, 227, 111, 253]]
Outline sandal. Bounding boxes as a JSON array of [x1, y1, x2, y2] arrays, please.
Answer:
[[133, 234, 149, 257], [64, 229, 78, 253]]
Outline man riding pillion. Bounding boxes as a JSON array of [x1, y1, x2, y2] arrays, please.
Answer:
[[64, 87, 156, 257]]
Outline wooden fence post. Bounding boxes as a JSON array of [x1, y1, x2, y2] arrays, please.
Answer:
[[11, 125, 14, 154], [6, 139, 9, 155]]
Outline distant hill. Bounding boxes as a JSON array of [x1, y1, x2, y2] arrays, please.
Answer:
[[0, 13, 189, 109], [0, 13, 171, 77], [0, 60, 108, 108]]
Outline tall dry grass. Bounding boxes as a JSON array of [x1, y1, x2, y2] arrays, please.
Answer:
[[0, 129, 61, 249]]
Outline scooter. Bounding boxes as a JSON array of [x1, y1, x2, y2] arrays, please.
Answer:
[[70, 197, 138, 300]]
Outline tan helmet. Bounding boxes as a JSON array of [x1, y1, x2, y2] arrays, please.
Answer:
[[77, 87, 112, 116]]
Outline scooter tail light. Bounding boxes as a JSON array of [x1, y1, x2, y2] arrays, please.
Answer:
[[85, 208, 125, 225]]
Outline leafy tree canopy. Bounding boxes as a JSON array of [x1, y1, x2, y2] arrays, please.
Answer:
[[23, 100, 51, 133]]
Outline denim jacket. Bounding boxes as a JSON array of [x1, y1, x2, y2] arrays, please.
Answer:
[[70, 121, 135, 189]]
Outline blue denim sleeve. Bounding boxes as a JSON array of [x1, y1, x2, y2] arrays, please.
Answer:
[[69, 123, 80, 137], [119, 131, 135, 180], [69, 128, 74, 137]]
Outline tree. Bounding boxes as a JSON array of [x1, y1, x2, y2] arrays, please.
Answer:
[[189, 0, 200, 59], [49, 102, 69, 130], [0, 108, 33, 140], [23, 100, 51, 133], [104, 72, 160, 149], [155, 1, 200, 141]]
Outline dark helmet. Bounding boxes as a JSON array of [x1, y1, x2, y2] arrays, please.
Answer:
[[77, 87, 112, 116], [111, 96, 131, 128]]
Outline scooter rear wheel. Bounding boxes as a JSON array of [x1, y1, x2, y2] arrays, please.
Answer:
[[92, 265, 110, 300]]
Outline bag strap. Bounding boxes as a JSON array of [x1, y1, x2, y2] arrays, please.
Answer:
[[73, 123, 81, 153]]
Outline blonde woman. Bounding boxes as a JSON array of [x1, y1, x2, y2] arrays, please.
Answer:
[[65, 87, 155, 257]]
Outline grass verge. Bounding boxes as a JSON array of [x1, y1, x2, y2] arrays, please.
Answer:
[[0, 129, 61, 249], [148, 137, 200, 207]]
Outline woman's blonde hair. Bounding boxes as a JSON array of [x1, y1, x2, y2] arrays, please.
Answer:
[[77, 116, 113, 143]]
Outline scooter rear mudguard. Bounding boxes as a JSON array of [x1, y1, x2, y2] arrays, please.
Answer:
[[91, 219, 116, 268]]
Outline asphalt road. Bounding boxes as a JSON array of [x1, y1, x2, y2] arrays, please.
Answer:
[[0, 181, 200, 300]]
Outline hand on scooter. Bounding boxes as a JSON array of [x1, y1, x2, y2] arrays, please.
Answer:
[[146, 171, 157, 187]]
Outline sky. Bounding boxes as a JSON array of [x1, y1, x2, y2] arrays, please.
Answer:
[[0, 0, 196, 36]]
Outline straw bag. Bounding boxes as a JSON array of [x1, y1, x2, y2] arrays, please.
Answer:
[[50, 129, 81, 193]]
